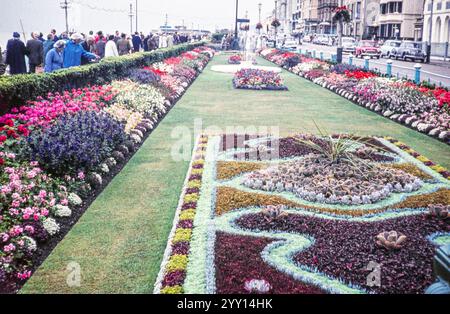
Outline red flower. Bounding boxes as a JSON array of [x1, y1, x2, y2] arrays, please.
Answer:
[[4, 119, 14, 127], [0, 135, 6, 143], [0, 157, 4, 165]]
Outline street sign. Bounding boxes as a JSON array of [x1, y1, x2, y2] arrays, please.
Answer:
[[237, 18, 250, 23]]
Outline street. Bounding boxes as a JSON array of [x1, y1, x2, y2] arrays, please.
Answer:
[[299, 42, 450, 87]]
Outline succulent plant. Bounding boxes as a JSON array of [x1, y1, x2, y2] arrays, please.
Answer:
[[376, 231, 407, 250], [427, 204, 449, 220], [261, 205, 288, 222]]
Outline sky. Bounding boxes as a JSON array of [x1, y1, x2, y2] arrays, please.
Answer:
[[0, 0, 276, 46]]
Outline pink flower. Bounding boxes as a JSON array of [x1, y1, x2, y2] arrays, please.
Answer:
[[1, 233, 9, 242], [60, 199, 69, 206], [4, 243, 16, 252], [77, 171, 85, 180], [24, 225, 35, 234], [38, 190, 47, 199]]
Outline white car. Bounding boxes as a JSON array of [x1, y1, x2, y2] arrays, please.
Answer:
[[281, 40, 299, 51], [341, 37, 356, 54], [380, 40, 402, 58]]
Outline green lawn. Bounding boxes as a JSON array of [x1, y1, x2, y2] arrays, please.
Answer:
[[21, 53, 450, 294]]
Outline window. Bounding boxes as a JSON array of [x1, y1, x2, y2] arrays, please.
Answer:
[[437, 2, 442, 10], [381, 3, 387, 14], [447, 1, 450, 9], [428, 1, 432, 11]]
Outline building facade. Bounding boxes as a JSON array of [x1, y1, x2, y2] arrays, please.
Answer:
[[378, 0, 425, 40], [423, 0, 450, 43], [343, 0, 380, 39], [297, 0, 320, 34], [317, 0, 339, 34]]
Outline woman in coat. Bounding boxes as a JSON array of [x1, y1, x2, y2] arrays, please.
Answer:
[[44, 40, 65, 73], [104, 35, 119, 58], [63, 33, 98, 68]]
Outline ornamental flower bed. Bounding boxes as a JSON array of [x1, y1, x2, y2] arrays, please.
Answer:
[[233, 69, 288, 91], [259, 48, 450, 144], [155, 134, 450, 294], [228, 55, 242, 65], [0, 46, 214, 293]]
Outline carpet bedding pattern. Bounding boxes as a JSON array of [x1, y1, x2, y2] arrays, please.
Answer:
[[155, 133, 450, 294]]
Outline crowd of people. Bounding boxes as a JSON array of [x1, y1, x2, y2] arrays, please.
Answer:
[[0, 29, 202, 75]]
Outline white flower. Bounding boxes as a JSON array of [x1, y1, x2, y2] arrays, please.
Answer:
[[54, 204, 72, 217], [100, 163, 110, 174], [43, 218, 60, 236], [68, 193, 83, 206], [21, 236, 37, 252], [244, 279, 272, 293]]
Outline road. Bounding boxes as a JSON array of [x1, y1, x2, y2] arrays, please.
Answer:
[[299, 42, 450, 87]]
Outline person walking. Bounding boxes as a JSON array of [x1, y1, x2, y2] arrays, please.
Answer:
[[51, 29, 59, 42], [43, 34, 55, 65], [95, 34, 106, 58], [44, 40, 65, 73], [104, 35, 119, 58], [5, 32, 27, 74], [116, 33, 131, 55], [132, 32, 142, 53], [81, 36, 96, 65], [63, 33, 98, 68], [159, 33, 167, 48], [148, 34, 157, 51], [167, 33, 174, 48], [26, 32, 44, 73]]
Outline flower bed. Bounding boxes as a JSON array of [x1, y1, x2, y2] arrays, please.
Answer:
[[155, 133, 450, 294], [233, 69, 288, 91], [0, 46, 215, 293], [259, 48, 450, 144], [228, 55, 242, 65]]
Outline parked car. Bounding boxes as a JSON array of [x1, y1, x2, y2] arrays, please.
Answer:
[[302, 35, 312, 43], [280, 40, 299, 51], [380, 40, 402, 58], [355, 40, 381, 59], [392, 41, 427, 62], [341, 37, 356, 54], [313, 35, 330, 46]]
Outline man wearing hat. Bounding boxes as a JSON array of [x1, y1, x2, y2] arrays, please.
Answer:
[[63, 33, 99, 68], [5, 32, 27, 75]]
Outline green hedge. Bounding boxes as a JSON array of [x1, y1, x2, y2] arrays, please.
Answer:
[[0, 42, 205, 113]]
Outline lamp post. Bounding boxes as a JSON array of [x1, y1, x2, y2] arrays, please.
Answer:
[[235, 0, 239, 39], [275, 0, 278, 45], [427, 0, 434, 63], [135, 0, 138, 33]]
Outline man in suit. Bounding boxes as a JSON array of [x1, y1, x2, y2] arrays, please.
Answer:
[[26, 32, 44, 73]]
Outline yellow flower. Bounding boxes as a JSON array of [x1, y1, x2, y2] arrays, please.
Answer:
[[161, 285, 183, 294], [179, 209, 196, 221], [187, 180, 202, 189], [184, 193, 199, 203], [417, 155, 430, 163], [165, 254, 188, 272], [173, 228, 192, 243]]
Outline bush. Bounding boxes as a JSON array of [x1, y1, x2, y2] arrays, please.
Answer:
[[0, 42, 206, 113], [24, 111, 128, 174]]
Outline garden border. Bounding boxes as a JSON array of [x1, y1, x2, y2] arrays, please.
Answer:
[[12, 49, 213, 294]]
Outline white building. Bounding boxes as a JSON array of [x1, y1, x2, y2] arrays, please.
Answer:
[[423, 0, 450, 43]]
